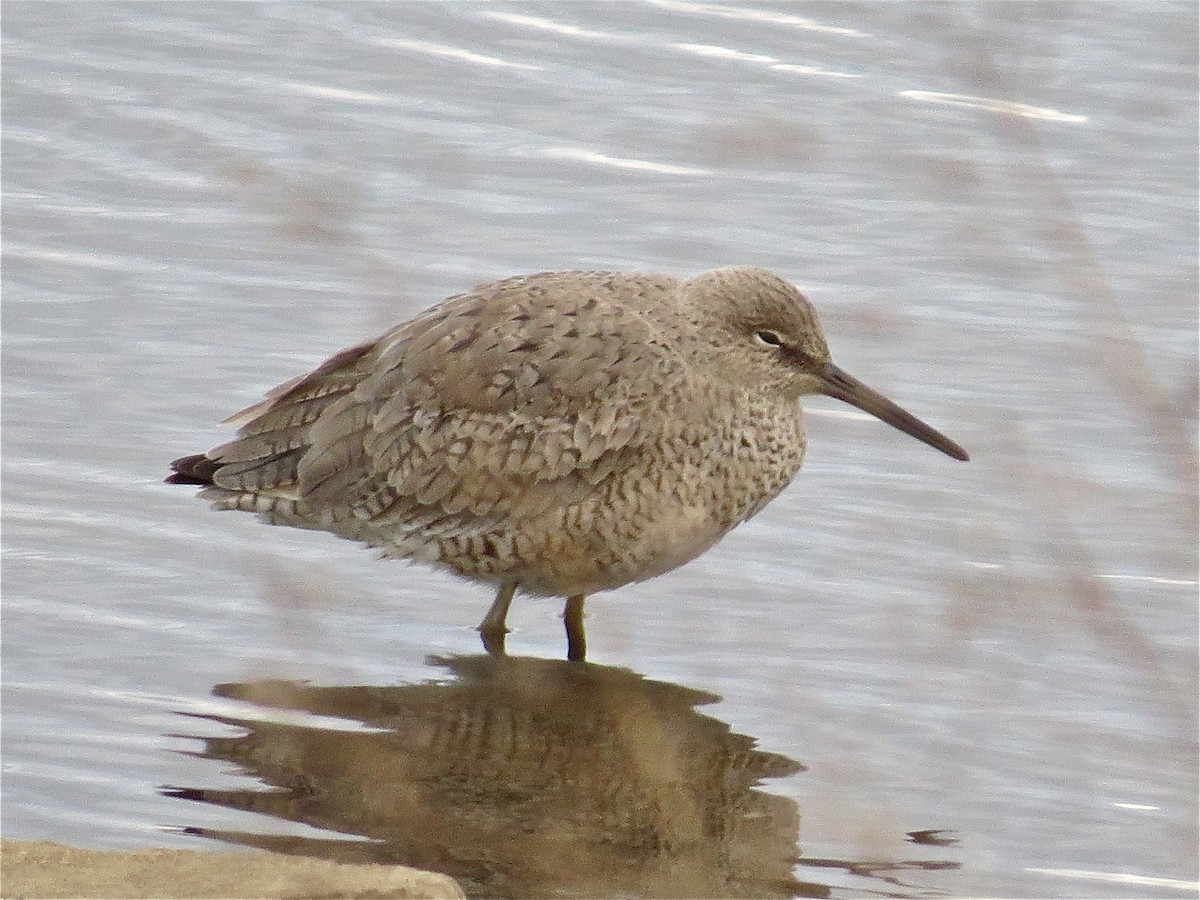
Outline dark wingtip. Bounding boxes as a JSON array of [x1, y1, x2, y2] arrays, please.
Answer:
[[166, 453, 217, 486]]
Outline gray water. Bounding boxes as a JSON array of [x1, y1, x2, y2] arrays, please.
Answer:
[[3, 3, 1197, 897]]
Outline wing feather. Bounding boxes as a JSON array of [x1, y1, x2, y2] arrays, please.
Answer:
[[204, 271, 688, 545]]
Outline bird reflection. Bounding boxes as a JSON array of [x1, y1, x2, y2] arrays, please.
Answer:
[[166, 655, 814, 899]]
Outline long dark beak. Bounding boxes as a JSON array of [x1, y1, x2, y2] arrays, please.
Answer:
[[818, 362, 969, 461]]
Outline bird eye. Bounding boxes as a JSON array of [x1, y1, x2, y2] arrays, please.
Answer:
[[754, 330, 784, 347]]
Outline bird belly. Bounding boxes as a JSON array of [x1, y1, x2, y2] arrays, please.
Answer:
[[473, 415, 806, 597], [511, 500, 729, 597]]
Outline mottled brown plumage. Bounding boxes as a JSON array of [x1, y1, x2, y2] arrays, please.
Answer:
[[169, 267, 967, 660]]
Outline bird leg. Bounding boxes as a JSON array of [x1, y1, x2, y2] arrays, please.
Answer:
[[478, 581, 517, 656], [564, 594, 587, 662]]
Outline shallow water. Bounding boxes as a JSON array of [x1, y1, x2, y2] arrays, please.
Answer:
[[3, 3, 1197, 897]]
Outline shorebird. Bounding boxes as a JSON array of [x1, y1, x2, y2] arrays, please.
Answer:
[[168, 267, 968, 661]]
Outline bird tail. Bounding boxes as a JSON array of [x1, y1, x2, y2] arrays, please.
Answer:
[[163, 339, 376, 496], [166, 453, 219, 486]]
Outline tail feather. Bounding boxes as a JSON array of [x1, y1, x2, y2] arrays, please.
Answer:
[[211, 447, 304, 492], [166, 338, 375, 499], [166, 453, 219, 486]]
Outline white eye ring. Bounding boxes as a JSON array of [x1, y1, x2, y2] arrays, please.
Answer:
[[754, 330, 784, 347]]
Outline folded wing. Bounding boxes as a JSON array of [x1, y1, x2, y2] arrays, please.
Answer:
[[193, 272, 685, 546]]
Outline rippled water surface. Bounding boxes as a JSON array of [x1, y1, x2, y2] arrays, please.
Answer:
[[4, 3, 1197, 897]]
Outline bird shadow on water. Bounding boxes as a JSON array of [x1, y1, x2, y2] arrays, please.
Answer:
[[163, 654, 959, 899]]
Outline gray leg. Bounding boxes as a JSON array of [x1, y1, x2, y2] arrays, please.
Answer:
[[564, 594, 587, 662], [478, 581, 517, 656]]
